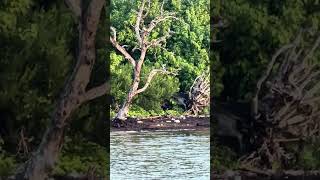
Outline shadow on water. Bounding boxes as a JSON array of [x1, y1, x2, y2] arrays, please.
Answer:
[[111, 130, 210, 180]]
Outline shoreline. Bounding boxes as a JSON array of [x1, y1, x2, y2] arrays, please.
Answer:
[[212, 169, 320, 180], [110, 115, 210, 132]]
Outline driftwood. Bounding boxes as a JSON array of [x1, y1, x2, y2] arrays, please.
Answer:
[[243, 29, 320, 169], [187, 69, 210, 115]]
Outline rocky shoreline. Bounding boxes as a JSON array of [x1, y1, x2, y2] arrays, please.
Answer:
[[110, 115, 210, 132]]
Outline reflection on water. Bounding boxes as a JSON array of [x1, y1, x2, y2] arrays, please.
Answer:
[[110, 130, 210, 180]]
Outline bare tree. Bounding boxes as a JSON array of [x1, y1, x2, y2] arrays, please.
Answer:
[[111, 0, 178, 121], [15, 0, 108, 179]]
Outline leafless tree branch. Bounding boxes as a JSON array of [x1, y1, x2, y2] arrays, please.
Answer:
[[135, 0, 146, 47], [81, 81, 109, 103], [135, 69, 177, 95], [144, 13, 178, 35], [251, 43, 295, 118], [110, 26, 136, 67]]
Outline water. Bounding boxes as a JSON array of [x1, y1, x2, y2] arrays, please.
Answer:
[[110, 130, 210, 180]]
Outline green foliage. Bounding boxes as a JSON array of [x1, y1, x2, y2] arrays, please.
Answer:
[[0, 138, 16, 177], [135, 68, 180, 112], [212, 144, 239, 172], [0, 154, 16, 178], [0, 0, 75, 140], [126, 106, 184, 118], [127, 106, 153, 118], [298, 140, 320, 170], [54, 136, 108, 176], [217, 0, 320, 100]]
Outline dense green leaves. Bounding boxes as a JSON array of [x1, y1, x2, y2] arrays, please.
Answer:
[[216, 0, 320, 100]]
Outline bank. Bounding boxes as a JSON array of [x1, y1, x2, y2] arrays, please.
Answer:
[[110, 115, 210, 132]]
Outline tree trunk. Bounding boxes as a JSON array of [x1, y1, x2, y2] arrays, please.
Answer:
[[15, 105, 72, 179], [115, 70, 140, 120], [15, 0, 106, 179], [115, 93, 134, 120]]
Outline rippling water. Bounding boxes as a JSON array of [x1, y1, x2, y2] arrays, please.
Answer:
[[110, 130, 210, 180]]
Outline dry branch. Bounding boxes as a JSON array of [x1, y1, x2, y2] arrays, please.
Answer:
[[81, 82, 109, 103], [110, 26, 136, 67], [244, 30, 320, 169], [187, 70, 210, 115], [135, 69, 178, 95]]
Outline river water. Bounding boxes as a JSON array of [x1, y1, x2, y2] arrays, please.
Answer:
[[110, 130, 210, 180]]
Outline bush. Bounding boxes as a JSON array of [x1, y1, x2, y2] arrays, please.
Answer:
[[54, 136, 108, 177], [212, 144, 239, 172], [0, 154, 16, 178], [298, 140, 320, 170], [0, 138, 16, 178], [127, 106, 152, 118]]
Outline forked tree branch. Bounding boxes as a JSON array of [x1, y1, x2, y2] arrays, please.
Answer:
[[144, 13, 178, 34], [135, 0, 177, 48]]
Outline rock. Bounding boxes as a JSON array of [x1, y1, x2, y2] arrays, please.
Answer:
[[166, 120, 172, 123], [137, 120, 143, 124], [174, 120, 180, 123]]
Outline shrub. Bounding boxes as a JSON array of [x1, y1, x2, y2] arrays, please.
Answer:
[[54, 136, 108, 177]]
